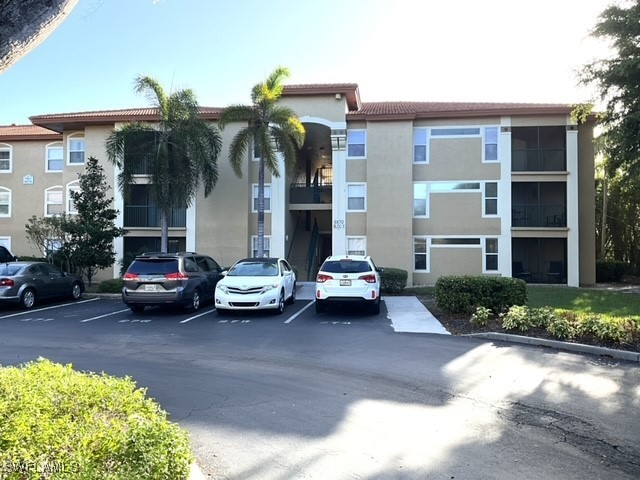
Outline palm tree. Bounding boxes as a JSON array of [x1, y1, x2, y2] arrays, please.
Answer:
[[218, 67, 305, 258], [105, 75, 222, 253]]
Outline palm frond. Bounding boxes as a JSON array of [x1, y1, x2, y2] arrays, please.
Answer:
[[134, 75, 168, 115], [218, 105, 255, 129], [228, 128, 253, 178]]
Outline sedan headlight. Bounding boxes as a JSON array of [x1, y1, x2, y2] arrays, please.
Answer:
[[216, 284, 228, 293], [262, 282, 280, 293]]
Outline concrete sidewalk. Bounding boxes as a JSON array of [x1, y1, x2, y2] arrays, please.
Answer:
[[384, 296, 450, 334]]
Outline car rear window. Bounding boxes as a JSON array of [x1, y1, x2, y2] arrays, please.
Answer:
[[127, 259, 179, 275], [321, 260, 372, 274], [0, 264, 23, 276]]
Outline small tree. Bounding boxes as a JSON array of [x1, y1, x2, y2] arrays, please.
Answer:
[[25, 214, 68, 261], [64, 157, 127, 285]]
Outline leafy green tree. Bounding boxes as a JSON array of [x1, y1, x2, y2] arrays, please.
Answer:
[[580, 0, 640, 176], [63, 157, 127, 285], [25, 215, 67, 260], [105, 75, 222, 252], [218, 67, 305, 257]]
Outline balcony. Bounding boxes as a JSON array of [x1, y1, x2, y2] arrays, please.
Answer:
[[124, 205, 186, 228], [289, 183, 332, 205], [125, 153, 152, 175], [512, 204, 566, 228], [512, 149, 566, 171]]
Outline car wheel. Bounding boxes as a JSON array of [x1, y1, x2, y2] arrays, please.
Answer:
[[187, 289, 201, 311], [287, 283, 296, 304], [315, 299, 326, 314], [275, 290, 285, 315], [70, 282, 82, 300], [130, 305, 145, 313], [20, 289, 36, 309]]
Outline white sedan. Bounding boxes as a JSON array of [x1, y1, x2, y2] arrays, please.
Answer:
[[215, 257, 296, 314]]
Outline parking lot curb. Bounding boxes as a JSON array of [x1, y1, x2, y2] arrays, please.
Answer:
[[466, 332, 640, 363]]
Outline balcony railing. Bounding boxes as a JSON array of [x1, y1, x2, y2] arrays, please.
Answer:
[[512, 204, 566, 228], [289, 183, 332, 204], [124, 205, 186, 228], [124, 153, 152, 175], [512, 149, 566, 172]]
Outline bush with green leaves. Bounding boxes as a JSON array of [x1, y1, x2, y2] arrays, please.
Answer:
[[435, 275, 527, 315], [470, 306, 493, 326], [595, 260, 629, 282], [546, 314, 576, 339], [96, 278, 125, 293], [0, 358, 193, 480], [380, 267, 408, 294], [500, 305, 534, 332]]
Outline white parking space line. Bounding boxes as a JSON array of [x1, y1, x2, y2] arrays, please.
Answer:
[[180, 308, 216, 324], [284, 301, 314, 324], [80, 308, 131, 323], [0, 298, 99, 319]]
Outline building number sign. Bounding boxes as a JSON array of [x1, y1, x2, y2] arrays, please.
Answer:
[[333, 220, 345, 230]]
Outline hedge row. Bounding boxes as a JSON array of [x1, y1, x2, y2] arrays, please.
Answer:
[[435, 275, 527, 315]]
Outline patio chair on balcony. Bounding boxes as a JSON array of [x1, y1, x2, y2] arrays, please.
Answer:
[[547, 261, 564, 283], [512, 261, 532, 281]]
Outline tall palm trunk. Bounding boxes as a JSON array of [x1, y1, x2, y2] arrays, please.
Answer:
[[257, 158, 265, 257]]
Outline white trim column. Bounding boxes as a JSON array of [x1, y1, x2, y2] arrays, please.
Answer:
[[499, 117, 512, 277], [186, 203, 196, 252], [270, 152, 286, 258], [331, 128, 347, 256], [113, 161, 124, 279], [566, 125, 580, 287]]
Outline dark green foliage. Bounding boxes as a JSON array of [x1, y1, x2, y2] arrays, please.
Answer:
[[0, 358, 193, 479], [380, 267, 408, 294], [435, 275, 527, 315], [96, 278, 125, 293], [596, 260, 629, 282]]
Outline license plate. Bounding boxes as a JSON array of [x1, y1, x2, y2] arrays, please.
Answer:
[[340, 279, 351, 286], [144, 284, 157, 291]]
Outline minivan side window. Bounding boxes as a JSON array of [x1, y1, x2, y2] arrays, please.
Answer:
[[183, 257, 198, 272]]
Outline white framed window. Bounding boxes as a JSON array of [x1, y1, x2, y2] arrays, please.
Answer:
[[413, 128, 429, 163], [347, 130, 366, 158], [45, 238, 63, 253], [484, 182, 498, 216], [46, 142, 63, 172], [0, 236, 10, 250], [252, 184, 271, 212], [251, 236, 271, 257], [45, 186, 64, 216], [485, 238, 499, 271], [484, 127, 499, 161], [67, 134, 85, 165], [67, 181, 80, 214], [413, 237, 428, 271], [430, 127, 480, 137], [347, 183, 366, 211], [346, 236, 366, 255], [0, 187, 11, 217], [430, 182, 480, 192], [0, 144, 12, 173], [413, 183, 428, 217]]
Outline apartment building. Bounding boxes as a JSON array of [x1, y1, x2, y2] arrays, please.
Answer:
[[0, 83, 596, 286]]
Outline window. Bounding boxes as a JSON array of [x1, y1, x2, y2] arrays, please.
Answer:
[[67, 135, 85, 164], [251, 236, 271, 257], [413, 129, 428, 163], [431, 238, 481, 245], [431, 127, 480, 137], [413, 183, 428, 216], [414, 237, 427, 271], [347, 183, 366, 211], [485, 238, 498, 271], [252, 184, 271, 212], [484, 182, 498, 215], [484, 127, 498, 161], [46, 143, 63, 171], [45, 238, 63, 253], [431, 182, 480, 192], [0, 145, 11, 172], [252, 139, 260, 161], [346, 236, 366, 255], [45, 186, 63, 216], [347, 130, 366, 158], [67, 181, 80, 214], [0, 188, 10, 217]]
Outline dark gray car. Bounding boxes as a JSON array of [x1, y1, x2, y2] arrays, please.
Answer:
[[122, 252, 224, 313], [0, 261, 84, 309]]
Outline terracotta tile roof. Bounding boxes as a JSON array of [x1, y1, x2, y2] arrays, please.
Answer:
[[0, 124, 61, 140], [349, 101, 574, 120]]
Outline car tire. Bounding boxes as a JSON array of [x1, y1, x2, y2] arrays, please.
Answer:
[[287, 283, 296, 305], [275, 290, 285, 315], [70, 282, 83, 300], [315, 299, 326, 314], [370, 298, 381, 315], [130, 305, 145, 313], [20, 288, 36, 309], [187, 289, 201, 312]]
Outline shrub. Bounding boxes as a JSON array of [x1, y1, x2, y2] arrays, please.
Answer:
[[380, 267, 408, 294], [528, 306, 556, 328], [547, 315, 575, 339], [470, 306, 493, 327], [96, 278, 124, 293], [501, 305, 534, 332], [0, 358, 193, 480], [435, 275, 527, 315], [596, 260, 629, 282]]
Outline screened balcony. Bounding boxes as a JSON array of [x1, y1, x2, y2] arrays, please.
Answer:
[[289, 183, 332, 204], [512, 126, 566, 171], [123, 205, 186, 228], [512, 182, 566, 228]]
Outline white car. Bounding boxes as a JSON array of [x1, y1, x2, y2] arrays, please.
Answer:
[[215, 257, 296, 314], [315, 255, 383, 314]]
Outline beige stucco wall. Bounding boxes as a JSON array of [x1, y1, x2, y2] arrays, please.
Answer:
[[511, 115, 570, 127], [280, 96, 346, 123], [425, 137, 501, 181], [413, 247, 483, 285], [415, 192, 501, 235]]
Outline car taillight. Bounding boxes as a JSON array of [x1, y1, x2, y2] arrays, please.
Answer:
[[359, 274, 377, 283], [316, 273, 333, 283], [0, 278, 14, 287], [123, 273, 139, 280], [164, 272, 189, 280]]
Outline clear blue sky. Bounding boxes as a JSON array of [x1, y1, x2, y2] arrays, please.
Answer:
[[0, 0, 612, 125]]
